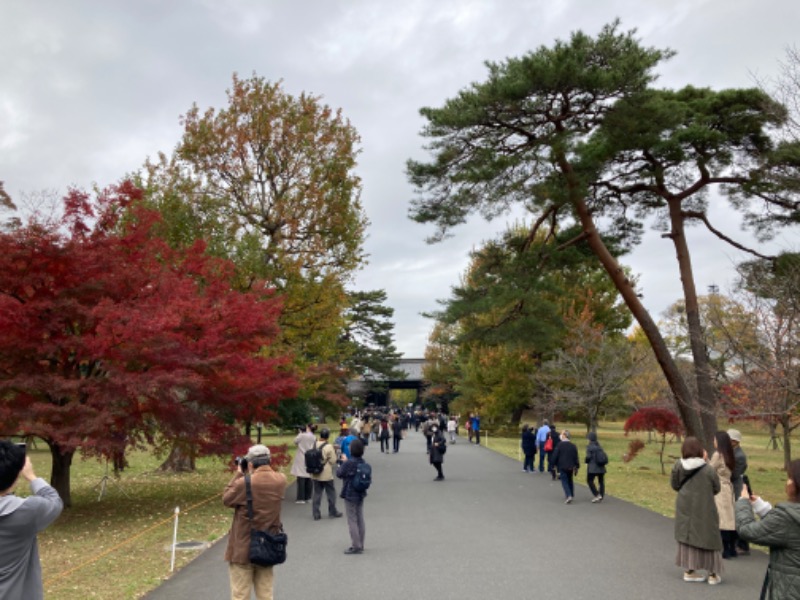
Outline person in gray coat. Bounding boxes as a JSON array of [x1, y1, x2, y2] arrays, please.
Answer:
[[736, 459, 800, 600], [0, 441, 63, 600], [671, 436, 723, 585]]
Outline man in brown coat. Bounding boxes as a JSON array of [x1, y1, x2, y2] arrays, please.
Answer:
[[223, 444, 286, 600]]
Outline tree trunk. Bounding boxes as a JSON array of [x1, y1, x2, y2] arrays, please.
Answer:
[[510, 405, 524, 426], [564, 184, 706, 445], [782, 417, 793, 471], [48, 442, 74, 508], [667, 200, 718, 448], [158, 443, 196, 472], [769, 421, 780, 450]]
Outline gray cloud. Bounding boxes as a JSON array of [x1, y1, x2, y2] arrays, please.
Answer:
[[2, 0, 798, 356]]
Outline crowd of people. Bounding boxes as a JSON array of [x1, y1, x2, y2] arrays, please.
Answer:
[[3, 412, 799, 600], [670, 428, 800, 595]]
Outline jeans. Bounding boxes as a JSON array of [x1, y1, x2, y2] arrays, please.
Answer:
[[380, 436, 390, 452], [587, 473, 605, 498], [312, 479, 339, 518], [559, 470, 574, 499], [345, 499, 365, 550], [538, 443, 546, 471], [393, 435, 401, 452]]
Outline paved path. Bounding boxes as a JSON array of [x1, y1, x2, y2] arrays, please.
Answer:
[[144, 430, 768, 600]]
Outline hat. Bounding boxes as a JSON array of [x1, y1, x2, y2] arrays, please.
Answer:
[[727, 429, 742, 443], [245, 444, 270, 460]]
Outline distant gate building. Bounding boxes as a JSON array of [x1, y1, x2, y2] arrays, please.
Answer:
[[346, 358, 427, 406]]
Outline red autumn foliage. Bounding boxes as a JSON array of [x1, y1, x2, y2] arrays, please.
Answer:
[[624, 407, 684, 437], [623, 439, 646, 463], [0, 182, 298, 505], [624, 407, 684, 474]]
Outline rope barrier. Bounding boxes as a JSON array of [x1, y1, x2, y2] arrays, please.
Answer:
[[43, 491, 223, 587]]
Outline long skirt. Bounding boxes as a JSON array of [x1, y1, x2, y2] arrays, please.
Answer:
[[675, 542, 724, 574]]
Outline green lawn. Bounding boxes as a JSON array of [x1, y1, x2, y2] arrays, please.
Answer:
[[481, 421, 792, 517]]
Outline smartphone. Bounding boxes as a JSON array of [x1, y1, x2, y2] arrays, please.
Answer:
[[743, 474, 753, 497]]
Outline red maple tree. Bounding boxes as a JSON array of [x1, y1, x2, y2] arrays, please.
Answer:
[[624, 407, 684, 474], [0, 182, 297, 506]]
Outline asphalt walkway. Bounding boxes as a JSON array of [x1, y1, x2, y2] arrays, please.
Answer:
[[144, 430, 769, 600]]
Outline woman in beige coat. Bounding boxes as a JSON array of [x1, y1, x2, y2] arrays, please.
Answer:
[[710, 431, 737, 558]]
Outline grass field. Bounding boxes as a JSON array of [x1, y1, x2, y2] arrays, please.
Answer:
[[16, 433, 298, 600], [482, 421, 793, 517], [17, 422, 795, 599]]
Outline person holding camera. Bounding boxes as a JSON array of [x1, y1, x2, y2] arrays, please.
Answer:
[[223, 444, 286, 600], [0, 440, 63, 600], [735, 459, 800, 599]]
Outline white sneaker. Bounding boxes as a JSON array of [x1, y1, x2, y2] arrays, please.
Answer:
[[591, 496, 603, 503], [564, 497, 573, 504], [708, 574, 722, 585], [683, 571, 706, 583]]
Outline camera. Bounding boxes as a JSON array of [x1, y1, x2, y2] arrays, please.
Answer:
[[16, 442, 26, 455], [235, 456, 248, 470]]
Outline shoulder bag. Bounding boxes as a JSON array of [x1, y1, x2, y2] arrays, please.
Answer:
[[245, 475, 287, 566]]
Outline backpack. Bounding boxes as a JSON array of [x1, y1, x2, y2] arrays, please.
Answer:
[[595, 446, 609, 466], [351, 461, 372, 493], [544, 437, 553, 452], [304, 442, 327, 475]]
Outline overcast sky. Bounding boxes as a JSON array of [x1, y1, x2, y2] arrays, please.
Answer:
[[2, 0, 799, 357]]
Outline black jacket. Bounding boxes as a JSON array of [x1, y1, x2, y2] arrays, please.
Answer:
[[430, 431, 446, 463], [521, 430, 537, 455], [551, 440, 579, 475], [336, 457, 367, 503]]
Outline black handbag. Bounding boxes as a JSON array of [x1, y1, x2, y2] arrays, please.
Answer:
[[245, 475, 287, 566]]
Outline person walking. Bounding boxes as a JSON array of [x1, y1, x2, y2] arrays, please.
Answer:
[[471, 413, 481, 445], [447, 415, 457, 444], [710, 431, 737, 558], [585, 431, 607, 502], [291, 424, 316, 504], [521, 425, 537, 473], [551, 430, 579, 503], [430, 425, 446, 481], [728, 429, 750, 555], [379, 418, 391, 453], [671, 437, 723, 585], [309, 428, 343, 521], [223, 444, 286, 600], [735, 458, 800, 599], [336, 439, 369, 554], [466, 414, 473, 444], [0, 441, 63, 600], [535, 420, 550, 472], [546, 425, 560, 480], [392, 415, 403, 453]]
